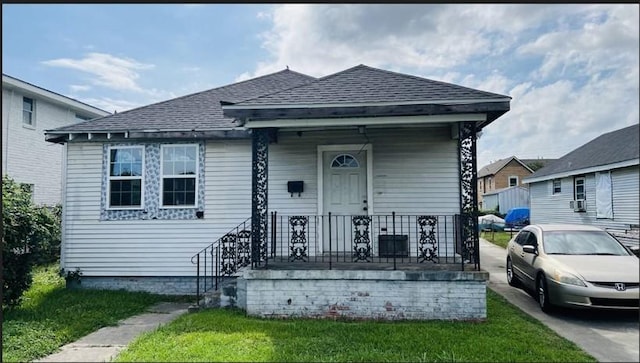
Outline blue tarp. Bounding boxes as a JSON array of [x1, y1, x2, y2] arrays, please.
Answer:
[[504, 207, 530, 226]]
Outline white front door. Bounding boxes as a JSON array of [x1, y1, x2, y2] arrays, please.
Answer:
[[322, 150, 368, 252]]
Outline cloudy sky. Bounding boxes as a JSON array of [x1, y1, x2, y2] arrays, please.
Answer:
[[2, 4, 638, 169]]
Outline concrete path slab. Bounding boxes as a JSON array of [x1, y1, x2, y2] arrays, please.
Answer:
[[35, 302, 191, 363]]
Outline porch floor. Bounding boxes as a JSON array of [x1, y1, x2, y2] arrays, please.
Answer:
[[261, 261, 475, 271]]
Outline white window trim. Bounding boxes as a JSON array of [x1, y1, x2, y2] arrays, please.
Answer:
[[508, 175, 519, 187], [160, 144, 199, 209], [22, 96, 36, 128], [107, 145, 145, 210]]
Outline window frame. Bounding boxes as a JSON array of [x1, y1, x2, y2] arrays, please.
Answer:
[[574, 176, 586, 200], [160, 144, 199, 209], [330, 153, 360, 168], [552, 179, 562, 195], [22, 96, 35, 127], [508, 176, 519, 187], [107, 145, 145, 210]]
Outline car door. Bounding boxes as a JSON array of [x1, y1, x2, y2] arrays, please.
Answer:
[[509, 230, 529, 283], [520, 230, 540, 287]]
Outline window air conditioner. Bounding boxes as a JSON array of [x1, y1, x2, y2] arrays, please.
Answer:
[[573, 199, 586, 212]]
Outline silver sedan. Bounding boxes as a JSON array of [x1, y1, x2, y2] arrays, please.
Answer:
[[506, 224, 639, 312]]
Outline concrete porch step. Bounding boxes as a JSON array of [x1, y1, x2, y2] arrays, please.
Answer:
[[189, 277, 238, 312]]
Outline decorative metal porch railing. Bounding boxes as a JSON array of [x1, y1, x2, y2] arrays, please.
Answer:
[[268, 212, 472, 270], [191, 212, 479, 305], [190, 217, 251, 306]]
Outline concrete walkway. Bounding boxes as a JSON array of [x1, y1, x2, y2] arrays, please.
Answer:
[[35, 302, 191, 363]]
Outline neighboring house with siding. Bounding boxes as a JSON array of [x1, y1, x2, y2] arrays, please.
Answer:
[[477, 156, 533, 210], [481, 186, 529, 214], [2, 74, 109, 205], [45, 65, 511, 320], [523, 123, 639, 247]]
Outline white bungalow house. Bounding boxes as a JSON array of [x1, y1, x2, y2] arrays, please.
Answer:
[[45, 65, 511, 320], [2, 74, 110, 205], [523, 123, 639, 248]]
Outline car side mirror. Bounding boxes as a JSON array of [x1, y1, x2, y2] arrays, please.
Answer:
[[522, 245, 537, 254], [629, 246, 640, 257]]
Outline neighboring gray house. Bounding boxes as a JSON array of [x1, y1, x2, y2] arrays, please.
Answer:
[[45, 65, 511, 320], [482, 186, 529, 214], [523, 123, 639, 246], [2, 74, 110, 205]]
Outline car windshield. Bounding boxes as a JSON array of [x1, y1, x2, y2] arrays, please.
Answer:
[[543, 230, 631, 256]]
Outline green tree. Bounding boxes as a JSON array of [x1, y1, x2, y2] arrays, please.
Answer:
[[2, 176, 61, 307], [526, 161, 545, 172]]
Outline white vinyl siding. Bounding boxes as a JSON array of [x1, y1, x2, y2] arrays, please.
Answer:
[[62, 127, 462, 277], [63, 142, 215, 276], [530, 165, 639, 231]]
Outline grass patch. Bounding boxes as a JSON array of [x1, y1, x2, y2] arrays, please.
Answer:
[[481, 231, 515, 249], [116, 290, 595, 362], [2, 264, 192, 362]]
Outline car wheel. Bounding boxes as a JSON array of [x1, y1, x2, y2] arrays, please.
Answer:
[[506, 257, 520, 287], [537, 274, 554, 313]]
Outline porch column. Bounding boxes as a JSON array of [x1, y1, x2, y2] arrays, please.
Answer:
[[251, 128, 270, 268], [457, 121, 480, 270]]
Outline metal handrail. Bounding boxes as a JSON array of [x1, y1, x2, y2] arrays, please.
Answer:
[[190, 217, 251, 306]]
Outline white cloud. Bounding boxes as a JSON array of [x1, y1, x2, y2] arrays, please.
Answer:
[[245, 4, 638, 171], [79, 97, 145, 114], [69, 84, 91, 92], [42, 52, 154, 92]]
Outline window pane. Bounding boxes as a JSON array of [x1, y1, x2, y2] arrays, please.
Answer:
[[186, 192, 195, 205], [162, 177, 196, 206], [186, 146, 196, 161], [23, 110, 33, 125], [110, 180, 141, 207]]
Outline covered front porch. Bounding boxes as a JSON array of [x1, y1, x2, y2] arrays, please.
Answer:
[[190, 122, 488, 319], [190, 65, 510, 319]]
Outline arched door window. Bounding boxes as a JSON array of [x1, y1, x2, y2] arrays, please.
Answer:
[[331, 154, 359, 168]]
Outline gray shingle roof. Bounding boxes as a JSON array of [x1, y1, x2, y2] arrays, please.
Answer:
[[231, 64, 510, 106], [526, 123, 640, 180], [49, 69, 315, 133]]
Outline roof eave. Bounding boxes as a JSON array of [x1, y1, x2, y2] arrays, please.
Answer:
[[223, 101, 510, 125], [523, 158, 640, 183]]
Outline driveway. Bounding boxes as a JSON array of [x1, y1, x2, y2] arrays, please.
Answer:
[[480, 238, 640, 363]]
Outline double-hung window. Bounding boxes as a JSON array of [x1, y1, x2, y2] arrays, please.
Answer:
[[552, 179, 562, 194], [574, 176, 586, 200], [23, 97, 35, 126], [108, 146, 144, 208], [161, 144, 198, 207]]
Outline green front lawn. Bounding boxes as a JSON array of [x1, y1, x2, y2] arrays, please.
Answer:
[[116, 290, 595, 362], [1, 264, 191, 362], [481, 231, 515, 249]]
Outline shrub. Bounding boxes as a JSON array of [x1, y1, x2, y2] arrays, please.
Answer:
[[2, 176, 62, 307]]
